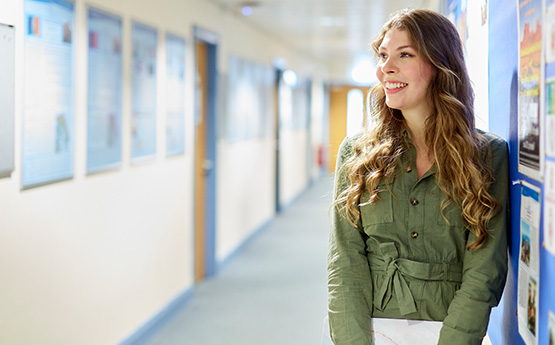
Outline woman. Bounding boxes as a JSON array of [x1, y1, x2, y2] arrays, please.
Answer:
[[327, 9, 509, 345]]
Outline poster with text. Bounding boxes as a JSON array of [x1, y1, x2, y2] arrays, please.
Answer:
[[544, 160, 555, 256], [518, 0, 544, 181], [518, 182, 541, 345], [447, 0, 489, 130], [546, 2, 555, 157], [165, 33, 185, 156], [131, 21, 157, 161], [22, 0, 74, 188], [87, 8, 122, 173]]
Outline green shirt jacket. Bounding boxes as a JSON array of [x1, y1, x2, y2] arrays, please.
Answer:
[[327, 131, 509, 345]]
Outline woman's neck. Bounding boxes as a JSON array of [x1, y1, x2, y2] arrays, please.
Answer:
[[403, 110, 433, 179]]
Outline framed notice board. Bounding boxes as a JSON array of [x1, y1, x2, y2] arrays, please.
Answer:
[[0, 23, 15, 179]]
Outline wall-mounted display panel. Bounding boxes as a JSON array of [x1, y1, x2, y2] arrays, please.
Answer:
[[87, 7, 123, 173], [131, 20, 157, 162], [0, 23, 15, 179], [165, 33, 185, 156], [22, 0, 75, 188]]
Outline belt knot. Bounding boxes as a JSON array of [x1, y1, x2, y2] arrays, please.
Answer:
[[374, 243, 417, 316]]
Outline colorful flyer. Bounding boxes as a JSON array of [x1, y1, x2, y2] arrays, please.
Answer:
[[517, 0, 544, 181], [518, 181, 541, 345]]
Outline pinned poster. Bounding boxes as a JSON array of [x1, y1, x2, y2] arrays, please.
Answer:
[[22, 0, 75, 188], [545, 2, 555, 158], [131, 21, 157, 162], [517, 0, 544, 181], [165, 33, 186, 157], [544, 160, 555, 256], [87, 7, 123, 173], [518, 181, 541, 345]]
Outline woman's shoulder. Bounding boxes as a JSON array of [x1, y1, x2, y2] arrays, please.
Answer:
[[338, 132, 365, 155], [476, 129, 508, 153]]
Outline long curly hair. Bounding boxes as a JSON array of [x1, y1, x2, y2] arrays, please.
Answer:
[[335, 9, 500, 250]]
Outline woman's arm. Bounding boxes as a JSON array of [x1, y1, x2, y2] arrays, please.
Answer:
[[438, 136, 510, 345], [327, 137, 374, 345]]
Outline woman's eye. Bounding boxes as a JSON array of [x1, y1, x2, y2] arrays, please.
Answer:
[[379, 53, 387, 60], [400, 52, 412, 58]]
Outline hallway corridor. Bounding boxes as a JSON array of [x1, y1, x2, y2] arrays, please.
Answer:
[[143, 176, 334, 345]]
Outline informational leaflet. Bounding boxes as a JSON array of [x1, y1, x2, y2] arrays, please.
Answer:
[[22, 0, 74, 188], [544, 160, 555, 256], [87, 8, 123, 173], [546, 2, 555, 157], [517, 0, 544, 181], [131, 21, 157, 161], [165, 33, 185, 157], [518, 181, 541, 345]]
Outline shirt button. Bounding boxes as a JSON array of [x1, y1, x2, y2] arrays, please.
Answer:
[[410, 198, 419, 205], [411, 232, 419, 239], [406, 166, 412, 173]]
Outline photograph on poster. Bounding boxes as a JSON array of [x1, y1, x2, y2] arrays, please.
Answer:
[[517, 0, 544, 180], [521, 222, 532, 266], [527, 277, 537, 336]]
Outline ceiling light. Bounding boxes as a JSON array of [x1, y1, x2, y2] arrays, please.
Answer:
[[242, 6, 253, 16], [283, 70, 297, 86]]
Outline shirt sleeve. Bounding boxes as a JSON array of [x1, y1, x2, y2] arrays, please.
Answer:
[[327, 137, 374, 345], [438, 137, 510, 345]]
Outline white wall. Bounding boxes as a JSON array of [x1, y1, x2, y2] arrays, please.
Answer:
[[0, 0, 326, 344], [216, 137, 276, 261], [280, 129, 310, 206]]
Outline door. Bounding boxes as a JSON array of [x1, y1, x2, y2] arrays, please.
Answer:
[[194, 28, 218, 281], [328, 85, 368, 172]]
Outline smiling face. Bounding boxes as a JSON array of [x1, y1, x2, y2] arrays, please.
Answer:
[[376, 29, 435, 117]]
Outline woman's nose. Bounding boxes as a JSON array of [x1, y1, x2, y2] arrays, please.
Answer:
[[381, 58, 397, 74]]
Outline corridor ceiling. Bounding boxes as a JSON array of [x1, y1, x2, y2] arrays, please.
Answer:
[[206, 0, 441, 83]]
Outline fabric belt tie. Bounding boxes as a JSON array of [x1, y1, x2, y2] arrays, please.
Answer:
[[370, 242, 463, 316]]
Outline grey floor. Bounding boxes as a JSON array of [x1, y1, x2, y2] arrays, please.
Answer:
[[143, 176, 334, 345]]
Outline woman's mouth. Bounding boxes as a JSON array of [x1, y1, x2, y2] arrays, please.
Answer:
[[384, 82, 408, 93]]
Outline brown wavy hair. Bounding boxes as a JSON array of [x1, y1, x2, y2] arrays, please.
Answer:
[[335, 9, 500, 250]]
